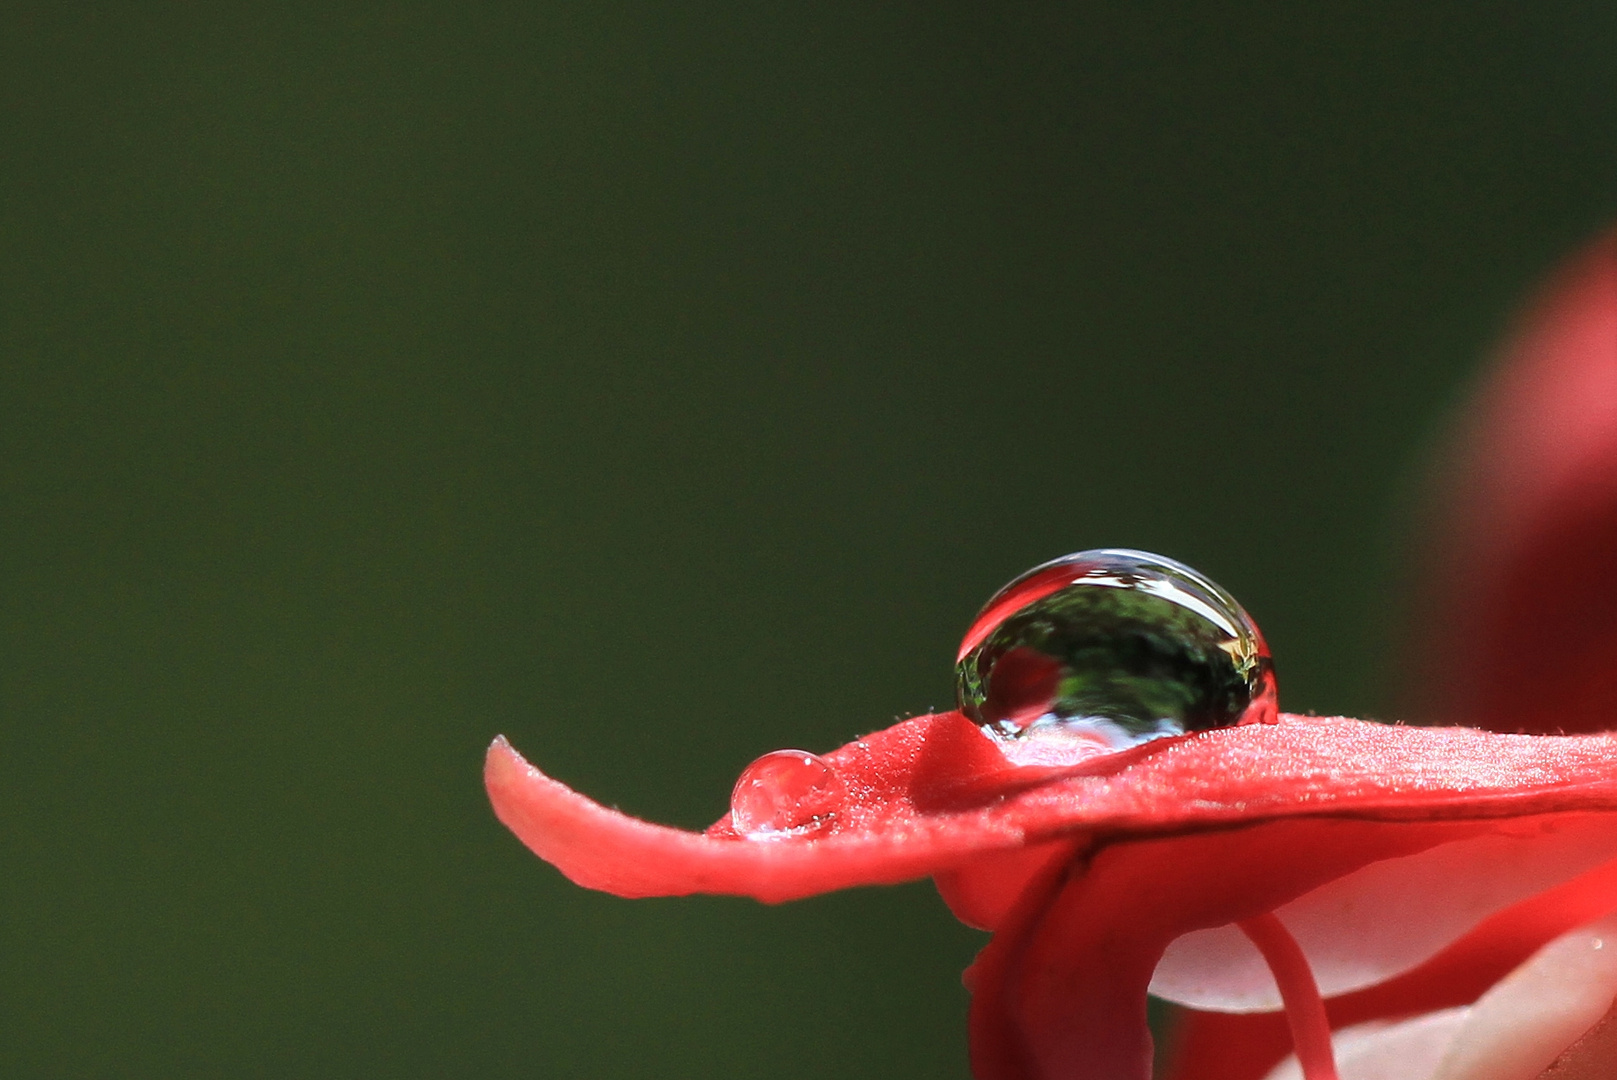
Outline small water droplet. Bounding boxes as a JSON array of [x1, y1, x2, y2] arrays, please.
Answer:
[[730, 749, 846, 839], [956, 549, 1277, 752]]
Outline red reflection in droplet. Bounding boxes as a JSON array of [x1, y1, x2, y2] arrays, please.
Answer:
[[729, 749, 846, 839], [982, 646, 1063, 731], [957, 560, 1095, 662]]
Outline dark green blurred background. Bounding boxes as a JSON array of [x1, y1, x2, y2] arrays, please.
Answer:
[[4, 5, 1616, 1077]]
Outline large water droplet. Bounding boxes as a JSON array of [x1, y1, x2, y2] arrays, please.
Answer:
[[956, 549, 1277, 751], [730, 749, 846, 839]]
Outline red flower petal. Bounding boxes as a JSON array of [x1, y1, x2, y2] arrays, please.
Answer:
[[488, 716, 1617, 900], [488, 714, 1617, 1079]]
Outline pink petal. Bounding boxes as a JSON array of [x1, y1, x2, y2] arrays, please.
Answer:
[[1153, 816, 1617, 1009], [1431, 912, 1617, 1080], [1259, 912, 1617, 1080], [1261, 1011, 1470, 1080]]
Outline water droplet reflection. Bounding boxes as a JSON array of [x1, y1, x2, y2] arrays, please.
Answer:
[[956, 549, 1277, 753], [730, 749, 846, 839]]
